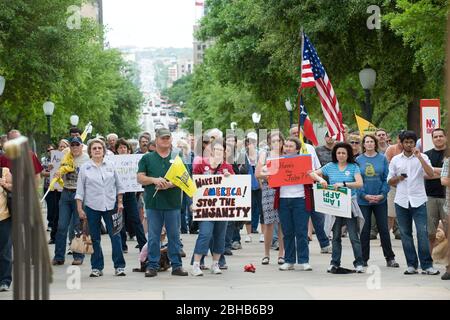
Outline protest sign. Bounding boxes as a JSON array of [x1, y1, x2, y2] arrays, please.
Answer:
[[50, 150, 64, 191], [111, 211, 123, 236], [106, 154, 144, 193], [267, 155, 314, 188], [313, 184, 351, 218], [192, 174, 251, 221]]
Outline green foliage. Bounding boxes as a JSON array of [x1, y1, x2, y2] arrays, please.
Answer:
[[184, 0, 448, 134], [0, 0, 143, 149]]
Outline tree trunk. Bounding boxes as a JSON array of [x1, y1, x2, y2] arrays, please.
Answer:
[[407, 98, 420, 134]]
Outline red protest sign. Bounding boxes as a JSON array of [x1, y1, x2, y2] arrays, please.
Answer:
[[267, 155, 314, 188]]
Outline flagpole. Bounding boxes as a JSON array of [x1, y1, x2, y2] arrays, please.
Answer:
[[297, 27, 307, 154]]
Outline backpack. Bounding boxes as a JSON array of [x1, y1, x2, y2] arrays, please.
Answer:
[[0, 167, 12, 215]]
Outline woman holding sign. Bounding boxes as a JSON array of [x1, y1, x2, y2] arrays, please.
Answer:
[[75, 139, 126, 277], [191, 139, 235, 276], [256, 131, 285, 265], [309, 142, 365, 273], [356, 135, 399, 268]]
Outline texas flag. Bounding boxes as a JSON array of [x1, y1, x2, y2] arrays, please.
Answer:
[[299, 97, 318, 146]]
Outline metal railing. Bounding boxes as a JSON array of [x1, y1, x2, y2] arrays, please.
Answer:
[[4, 136, 52, 300]]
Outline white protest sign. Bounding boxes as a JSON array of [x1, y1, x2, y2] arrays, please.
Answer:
[[192, 174, 251, 221], [106, 154, 144, 193], [313, 184, 351, 218], [50, 150, 64, 191]]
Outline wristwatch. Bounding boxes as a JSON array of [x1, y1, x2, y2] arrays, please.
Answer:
[[343, 181, 347, 187]]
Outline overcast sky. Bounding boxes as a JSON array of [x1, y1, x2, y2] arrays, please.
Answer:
[[103, 0, 201, 48]]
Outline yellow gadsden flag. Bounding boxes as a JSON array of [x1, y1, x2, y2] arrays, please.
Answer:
[[164, 155, 197, 197], [48, 151, 75, 191], [355, 113, 377, 138]]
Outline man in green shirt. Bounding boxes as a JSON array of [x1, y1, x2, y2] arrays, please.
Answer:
[[137, 128, 188, 277]]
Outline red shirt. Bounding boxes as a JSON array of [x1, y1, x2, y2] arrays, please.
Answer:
[[193, 157, 235, 175], [0, 152, 43, 175]]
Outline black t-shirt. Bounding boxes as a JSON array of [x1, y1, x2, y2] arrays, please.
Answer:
[[424, 148, 445, 197]]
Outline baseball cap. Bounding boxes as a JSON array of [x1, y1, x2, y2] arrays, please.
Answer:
[[69, 136, 83, 145], [247, 132, 257, 141], [155, 128, 171, 138]]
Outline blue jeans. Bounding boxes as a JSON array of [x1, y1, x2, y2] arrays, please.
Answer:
[[331, 216, 364, 267], [224, 221, 235, 251], [0, 218, 12, 286], [360, 202, 395, 263], [180, 193, 192, 233], [85, 206, 125, 270], [395, 203, 433, 269], [279, 198, 310, 264], [120, 193, 147, 251], [193, 221, 227, 255], [54, 190, 84, 262], [146, 209, 182, 271], [311, 211, 330, 248], [251, 189, 262, 231]]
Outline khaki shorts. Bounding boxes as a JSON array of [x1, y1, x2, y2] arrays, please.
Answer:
[[426, 197, 448, 236], [387, 187, 397, 218]]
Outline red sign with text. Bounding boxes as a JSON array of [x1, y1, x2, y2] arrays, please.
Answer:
[[267, 155, 314, 188]]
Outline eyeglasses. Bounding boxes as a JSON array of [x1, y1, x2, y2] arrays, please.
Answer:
[[350, 141, 360, 145], [91, 147, 103, 150], [70, 143, 81, 147]]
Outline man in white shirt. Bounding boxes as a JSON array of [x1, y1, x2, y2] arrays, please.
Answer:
[[387, 131, 439, 275]]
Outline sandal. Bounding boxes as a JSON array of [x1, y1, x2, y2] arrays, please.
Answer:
[[261, 256, 270, 265], [278, 257, 285, 265]]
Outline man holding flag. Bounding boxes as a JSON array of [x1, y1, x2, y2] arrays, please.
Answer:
[[137, 128, 190, 278]]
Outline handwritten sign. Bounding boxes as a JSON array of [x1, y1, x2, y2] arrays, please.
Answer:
[[50, 150, 64, 191], [313, 184, 351, 218], [267, 155, 314, 188], [106, 154, 144, 193], [192, 174, 251, 221]]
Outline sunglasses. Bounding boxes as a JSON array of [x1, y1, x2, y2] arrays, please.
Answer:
[[350, 141, 360, 145], [70, 143, 81, 147]]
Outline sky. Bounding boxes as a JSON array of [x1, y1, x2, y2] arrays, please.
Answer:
[[103, 0, 201, 48]]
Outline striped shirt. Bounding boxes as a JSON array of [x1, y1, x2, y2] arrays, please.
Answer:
[[321, 162, 361, 196], [441, 158, 449, 211]]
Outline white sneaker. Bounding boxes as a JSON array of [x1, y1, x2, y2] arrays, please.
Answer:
[[320, 245, 332, 254], [244, 235, 252, 243], [355, 265, 365, 273], [211, 263, 222, 274], [191, 264, 204, 277], [422, 267, 440, 275], [0, 284, 10, 292], [279, 263, 295, 271], [259, 234, 264, 243], [298, 263, 312, 271], [115, 268, 126, 276]]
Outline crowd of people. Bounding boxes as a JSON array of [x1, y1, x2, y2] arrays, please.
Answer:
[[0, 123, 449, 291]]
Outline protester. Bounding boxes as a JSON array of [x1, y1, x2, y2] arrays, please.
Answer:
[[106, 133, 118, 154], [0, 165, 12, 291], [356, 135, 399, 267], [387, 130, 439, 275], [52, 136, 89, 266], [116, 138, 147, 253], [439, 157, 450, 280], [424, 128, 448, 251], [278, 137, 321, 271], [315, 132, 335, 166], [348, 133, 361, 157], [375, 129, 390, 154], [256, 131, 285, 265], [310, 142, 365, 273], [135, 134, 150, 154], [137, 128, 188, 277], [76, 138, 126, 277], [41, 144, 56, 232], [191, 139, 235, 276]]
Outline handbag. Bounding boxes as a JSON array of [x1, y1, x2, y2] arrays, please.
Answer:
[[70, 220, 94, 254], [0, 168, 12, 215]]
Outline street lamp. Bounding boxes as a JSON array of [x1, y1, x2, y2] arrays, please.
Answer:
[[43, 101, 55, 144], [359, 65, 376, 121], [70, 114, 79, 127], [285, 99, 294, 128], [0, 76, 5, 96]]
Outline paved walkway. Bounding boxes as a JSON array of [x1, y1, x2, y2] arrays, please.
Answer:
[[3, 225, 450, 300]]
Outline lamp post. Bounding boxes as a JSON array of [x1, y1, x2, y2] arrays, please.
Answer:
[[43, 101, 55, 144], [359, 65, 376, 121], [251, 112, 261, 146], [70, 115, 79, 127], [285, 99, 294, 128], [0, 76, 5, 96]]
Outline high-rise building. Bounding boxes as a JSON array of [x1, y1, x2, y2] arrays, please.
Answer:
[[193, 1, 213, 66], [81, 0, 103, 24], [178, 60, 193, 78]]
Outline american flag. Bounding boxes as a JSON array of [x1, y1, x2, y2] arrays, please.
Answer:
[[301, 34, 344, 141]]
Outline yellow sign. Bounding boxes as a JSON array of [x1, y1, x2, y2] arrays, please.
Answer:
[[164, 155, 197, 197]]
